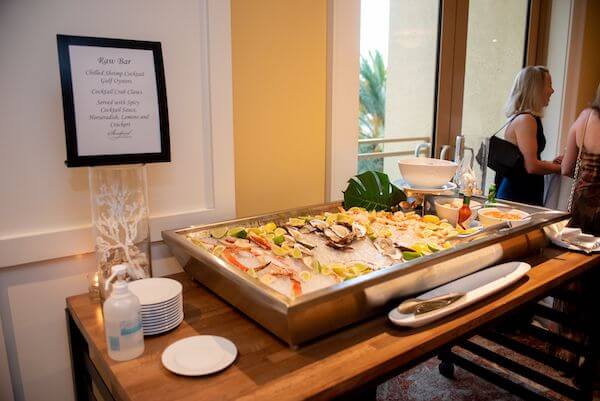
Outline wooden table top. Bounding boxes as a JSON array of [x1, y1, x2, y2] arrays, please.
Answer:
[[66, 248, 600, 401]]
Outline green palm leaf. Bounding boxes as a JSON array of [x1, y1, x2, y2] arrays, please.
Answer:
[[343, 171, 406, 211]]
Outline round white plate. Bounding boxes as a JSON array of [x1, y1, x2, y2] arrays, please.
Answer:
[[141, 294, 182, 311], [143, 315, 184, 335], [142, 308, 183, 324], [394, 180, 458, 195], [161, 336, 237, 376], [142, 310, 184, 327], [129, 278, 183, 306], [141, 302, 183, 317]]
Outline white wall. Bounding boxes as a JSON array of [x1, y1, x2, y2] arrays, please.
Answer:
[[0, 1, 234, 400]]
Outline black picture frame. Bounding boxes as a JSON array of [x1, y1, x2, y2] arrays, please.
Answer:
[[57, 34, 171, 167]]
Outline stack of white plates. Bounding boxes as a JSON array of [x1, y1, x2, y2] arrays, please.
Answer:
[[128, 278, 184, 336]]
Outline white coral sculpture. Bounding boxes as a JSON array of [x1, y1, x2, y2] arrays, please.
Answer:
[[94, 183, 149, 280]]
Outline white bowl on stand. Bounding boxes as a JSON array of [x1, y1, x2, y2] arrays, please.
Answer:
[[398, 158, 458, 188]]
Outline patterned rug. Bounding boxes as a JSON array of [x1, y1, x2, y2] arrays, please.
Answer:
[[376, 335, 586, 401]]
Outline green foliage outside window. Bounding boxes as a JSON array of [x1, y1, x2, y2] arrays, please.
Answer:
[[358, 50, 386, 173]]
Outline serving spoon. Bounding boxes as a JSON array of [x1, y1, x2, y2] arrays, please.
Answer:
[[397, 292, 465, 315]]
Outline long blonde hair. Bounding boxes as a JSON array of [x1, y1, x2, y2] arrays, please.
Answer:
[[505, 66, 550, 117]]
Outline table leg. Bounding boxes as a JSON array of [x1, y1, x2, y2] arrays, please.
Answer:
[[334, 384, 378, 401], [438, 347, 455, 379], [66, 309, 93, 401]]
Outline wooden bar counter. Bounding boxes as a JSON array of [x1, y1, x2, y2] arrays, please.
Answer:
[[66, 248, 600, 401]]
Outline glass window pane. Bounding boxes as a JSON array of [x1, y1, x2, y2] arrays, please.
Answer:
[[461, 0, 529, 191], [358, 0, 440, 182]]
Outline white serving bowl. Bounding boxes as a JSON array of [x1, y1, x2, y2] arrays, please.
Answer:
[[477, 207, 530, 228], [398, 157, 458, 188], [434, 197, 482, 226]]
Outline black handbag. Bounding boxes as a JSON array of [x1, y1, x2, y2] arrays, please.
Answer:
[[476, 115, 524, 178]]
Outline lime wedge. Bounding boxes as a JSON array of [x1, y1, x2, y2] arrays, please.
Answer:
[[273, 235, 285, 246], [227, 227, 247, 239], [209, 226, 228, 239], [402, 251, 422, 261], [427, 243, 442, 253]]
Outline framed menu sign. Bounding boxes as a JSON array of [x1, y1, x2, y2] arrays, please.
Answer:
[[57, 35, 170, 167]]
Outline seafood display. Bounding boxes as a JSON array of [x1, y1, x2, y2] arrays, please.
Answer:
[[186, 207, 468, 299], [164, 199, 567, 345]]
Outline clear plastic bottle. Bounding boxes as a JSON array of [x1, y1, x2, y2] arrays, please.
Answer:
[[103, 264, 144, 361]]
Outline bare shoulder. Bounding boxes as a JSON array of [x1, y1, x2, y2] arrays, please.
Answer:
[[512, 114, 537, 134]]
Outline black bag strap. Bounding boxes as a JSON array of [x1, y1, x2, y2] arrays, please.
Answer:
[[490, 113, 521, 138]]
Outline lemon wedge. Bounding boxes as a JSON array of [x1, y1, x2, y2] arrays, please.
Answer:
[[299, 271, 312, 282]]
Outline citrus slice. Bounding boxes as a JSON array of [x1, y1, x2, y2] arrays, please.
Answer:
[[291, 248, 303, 259], [299, 271, 312, 282], [402, 251, 422, 261], [212, 245, 226, 256], [274, 227, 287, 237], [262, 222, 277, 233], [227, 227, 247, 239], [270, 244, 289, 257], [209, 226, 228, 239], [427, 243, 442, 253], [287, 217, 305, 227], [422, 215, 440, 224], [320, 264, 333, 275]]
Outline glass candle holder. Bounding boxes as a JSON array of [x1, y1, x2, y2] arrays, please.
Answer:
[[87, 271, 101, 302], [89, 164, 152, 299]]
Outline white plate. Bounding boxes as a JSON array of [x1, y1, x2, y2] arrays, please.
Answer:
[[161, 336, 237, 376], [141, 294, 182, 311], [142, 310, 184, 327], [388, 261, 531, 327], [141, 300, 183, 316], [544, 220, 600, 253], [142, 308, 184, 324], [129, 278, 183, 306], [144, 315, 184, 335], [394, 180, 458, 195], [143, 314, 184, 329]]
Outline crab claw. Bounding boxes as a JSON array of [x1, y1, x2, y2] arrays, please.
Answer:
[[248, 232, 271, 250], [222, 248, 249, 272]]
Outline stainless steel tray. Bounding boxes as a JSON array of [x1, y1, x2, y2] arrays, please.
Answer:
[[162, 198, 567, 346]]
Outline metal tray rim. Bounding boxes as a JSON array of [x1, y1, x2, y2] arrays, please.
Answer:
[[162, 198, 568, 310]]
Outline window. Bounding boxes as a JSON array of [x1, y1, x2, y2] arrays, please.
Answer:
[[358, 0, 440, 182], [461, 0, 530, 190]]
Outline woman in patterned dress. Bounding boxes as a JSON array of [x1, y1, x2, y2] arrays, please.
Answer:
[[553, 84, 600, 388], [562, 84, 600, 235]]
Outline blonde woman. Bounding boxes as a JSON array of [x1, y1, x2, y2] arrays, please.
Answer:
[[561, 83, 600, 235], [496, 66, 562, 206]]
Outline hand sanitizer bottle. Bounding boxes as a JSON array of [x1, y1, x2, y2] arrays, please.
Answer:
[[103, 264, 144, 361]]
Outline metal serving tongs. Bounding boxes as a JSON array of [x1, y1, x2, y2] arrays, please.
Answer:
[[460, 210, 569, 243], [397, 292, 465, 315]]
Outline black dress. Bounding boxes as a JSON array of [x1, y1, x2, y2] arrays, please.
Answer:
[[496, 114, 546, 206]]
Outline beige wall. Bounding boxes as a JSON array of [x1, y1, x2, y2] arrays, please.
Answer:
[[231, 0, 327, 217], [576, 0, 600, 113]]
